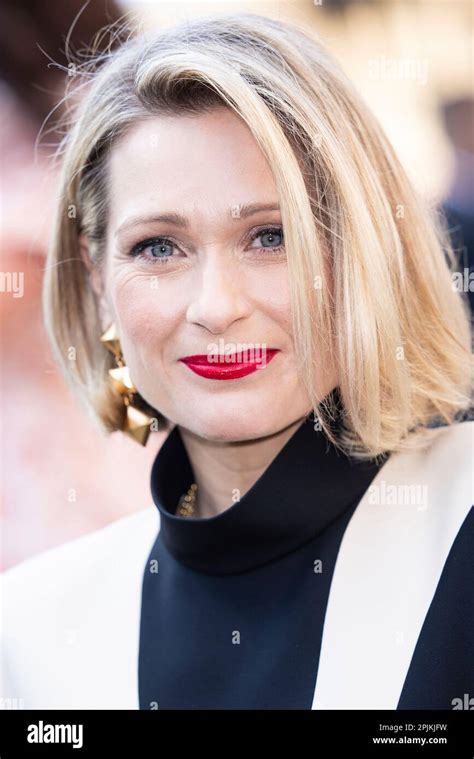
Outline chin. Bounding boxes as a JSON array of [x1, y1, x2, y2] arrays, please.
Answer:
[[173, 403, 292, 443]]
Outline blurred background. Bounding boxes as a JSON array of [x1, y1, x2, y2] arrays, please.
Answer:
[[1, 0, 473, 569]]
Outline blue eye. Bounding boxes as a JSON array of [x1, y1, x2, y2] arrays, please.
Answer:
[[248, 226, 284, 251], [148, 240, 174, 257], [260, 229, 283, 247], [129, 237, 177, 261]]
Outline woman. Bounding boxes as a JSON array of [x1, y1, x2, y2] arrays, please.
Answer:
[[1, 12, 472, 710]]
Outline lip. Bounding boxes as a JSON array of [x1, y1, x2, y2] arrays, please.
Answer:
[[179, 349, 280, 380]]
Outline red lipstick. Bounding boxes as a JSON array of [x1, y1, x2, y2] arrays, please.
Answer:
[[179, 349, 279, 380]]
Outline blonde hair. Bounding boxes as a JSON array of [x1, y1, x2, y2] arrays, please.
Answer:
[[43, 12, 472, 457]]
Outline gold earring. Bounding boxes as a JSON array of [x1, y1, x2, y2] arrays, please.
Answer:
[[100, 323, 154, 446]]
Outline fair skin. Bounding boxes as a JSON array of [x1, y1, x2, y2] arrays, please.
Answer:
[[87, 106, 337, 517]]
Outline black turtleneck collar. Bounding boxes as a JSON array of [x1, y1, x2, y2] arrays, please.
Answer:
[[150, 396, 385, 575]]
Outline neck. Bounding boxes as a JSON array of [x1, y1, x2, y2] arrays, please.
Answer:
[[178, 416, 309, 518]]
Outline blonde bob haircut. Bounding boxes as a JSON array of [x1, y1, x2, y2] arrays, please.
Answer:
[[43, 12, 472, 458]]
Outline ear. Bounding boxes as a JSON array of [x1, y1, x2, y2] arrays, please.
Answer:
[[79, 234, 103, 298]]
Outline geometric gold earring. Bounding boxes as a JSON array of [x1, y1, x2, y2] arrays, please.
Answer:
[[100, 323, 154, 446]]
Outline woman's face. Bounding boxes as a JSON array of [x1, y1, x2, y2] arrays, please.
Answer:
[[102, 106, 335, 441]]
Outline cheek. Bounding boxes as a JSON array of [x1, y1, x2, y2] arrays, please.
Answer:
[[107, 268, 184, 353], [253, 266, 293, 336]]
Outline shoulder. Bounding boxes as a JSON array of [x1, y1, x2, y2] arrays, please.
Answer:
[[1, 506, 159, 594], [355, 419, 473, 566], [427, 416, 473, 451], [370, 419, 472, 519], [0, 506, 159, 638], [417, 416, 472, 455], [0, 507, 159, 708], [349, 419, 473, 584], [392, 419, 472, 493], [314, 422, 473, 709]]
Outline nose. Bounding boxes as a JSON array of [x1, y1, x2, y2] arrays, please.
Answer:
[[185, 254, 252, 335]]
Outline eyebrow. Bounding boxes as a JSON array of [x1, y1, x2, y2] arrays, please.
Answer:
[[114, 202, 281, 238]]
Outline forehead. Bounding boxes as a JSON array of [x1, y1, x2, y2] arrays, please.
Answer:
[[107, 107, 277, 226]]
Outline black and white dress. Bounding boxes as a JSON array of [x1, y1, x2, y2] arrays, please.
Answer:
[[1, 415, 472, 710]]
